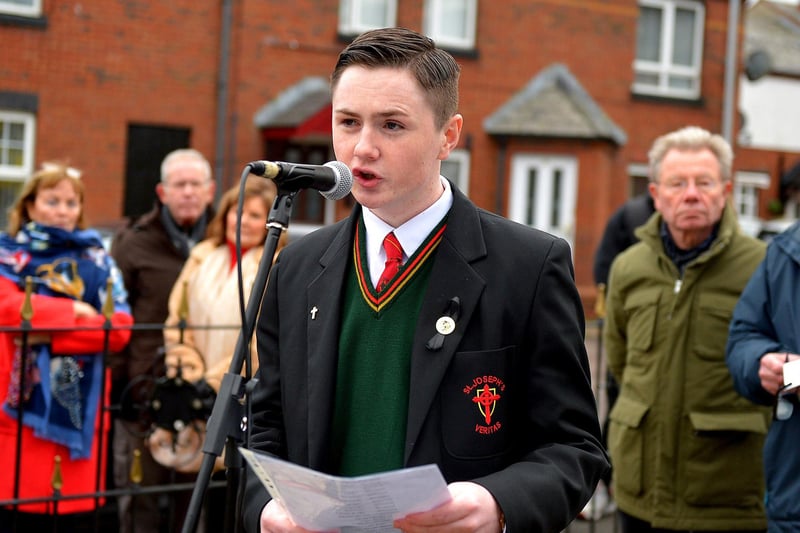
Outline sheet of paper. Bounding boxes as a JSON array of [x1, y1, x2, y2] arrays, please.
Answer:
[[239, 447, 451, 533], [783, 358, 800, 391]]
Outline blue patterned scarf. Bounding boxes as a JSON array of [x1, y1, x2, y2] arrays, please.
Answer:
[[1, 222, 129, 459]]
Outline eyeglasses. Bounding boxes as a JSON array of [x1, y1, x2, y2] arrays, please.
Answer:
[[657, 177, 721, 194], [165, 180, 209, 190], [774, 382, 795, 421]]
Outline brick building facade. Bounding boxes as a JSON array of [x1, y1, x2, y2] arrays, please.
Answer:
[[3, 0, 787, 313]]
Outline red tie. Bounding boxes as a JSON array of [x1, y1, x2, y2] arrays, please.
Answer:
[[377, 232, 403, 291]]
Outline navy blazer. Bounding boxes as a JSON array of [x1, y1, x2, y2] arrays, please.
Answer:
[[243, 186, 608, 532]]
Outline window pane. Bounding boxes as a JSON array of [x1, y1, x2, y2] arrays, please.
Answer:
[[437, 0, 468, 40], [668, 75, 693, 89], [0, 111, 34, 178], [635, 72, 659, 86], [0, 120, 27, 167], [8, 149, 23, 166], [0, 0, 40, 17], [441, 159, 460, 182], [359, 0, 388, 27], [636, 6, 662, 62], [1, 0, 35, 6], [526, 169, 537, 227], [672, 8, 696, 67], [551, 169, 562, 227], [9, 123, 24, 141]]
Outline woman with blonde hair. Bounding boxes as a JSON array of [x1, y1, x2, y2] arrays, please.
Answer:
[[0, 162, 132, 528]]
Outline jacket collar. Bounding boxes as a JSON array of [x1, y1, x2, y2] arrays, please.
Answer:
[[636, 203, 741, 266]]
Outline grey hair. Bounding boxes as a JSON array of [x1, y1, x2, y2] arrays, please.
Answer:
[[648, 126, 733, 182], [159, 148, 212, 183]]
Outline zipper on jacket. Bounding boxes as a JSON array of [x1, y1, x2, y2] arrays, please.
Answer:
[[674, 279, 682, 294]]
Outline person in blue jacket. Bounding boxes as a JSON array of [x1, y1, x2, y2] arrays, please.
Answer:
[[727, 219, 800, 532]]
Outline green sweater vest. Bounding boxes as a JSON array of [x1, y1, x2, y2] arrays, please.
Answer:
[[331, 220, 445, 476]]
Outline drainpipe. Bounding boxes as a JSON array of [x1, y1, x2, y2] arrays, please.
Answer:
[[214, 0, 234, 202], [722, 0, 740, 143]]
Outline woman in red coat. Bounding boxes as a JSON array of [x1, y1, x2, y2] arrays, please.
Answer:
[[0, 163, 132, 529]]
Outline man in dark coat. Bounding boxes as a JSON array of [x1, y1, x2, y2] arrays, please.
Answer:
[[110, 148, 215, 533], [243, 27, 608, 533]]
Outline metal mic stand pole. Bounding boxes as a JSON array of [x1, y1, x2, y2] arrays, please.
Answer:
[[181, 190, 296, 533]]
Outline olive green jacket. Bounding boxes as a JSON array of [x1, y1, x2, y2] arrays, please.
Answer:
[[604, 205, 769, 530]]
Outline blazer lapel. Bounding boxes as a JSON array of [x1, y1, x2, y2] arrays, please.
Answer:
[[405, 191, 487, 463], [305, 212, 357, 469]]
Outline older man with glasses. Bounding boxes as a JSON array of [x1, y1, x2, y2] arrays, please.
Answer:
[[603, 126, 769, 533], [110, 148, 216, 533]]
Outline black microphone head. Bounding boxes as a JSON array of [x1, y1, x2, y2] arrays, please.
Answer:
[[321, 161, 353, 201]]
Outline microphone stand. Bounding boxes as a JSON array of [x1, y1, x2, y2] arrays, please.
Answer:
[[181, 182, 297, 533]]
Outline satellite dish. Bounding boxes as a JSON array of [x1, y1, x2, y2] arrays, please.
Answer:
[[745, 49, 772, 81]]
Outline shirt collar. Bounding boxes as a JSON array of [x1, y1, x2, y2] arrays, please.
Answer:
[[363, 177, 453, 285]]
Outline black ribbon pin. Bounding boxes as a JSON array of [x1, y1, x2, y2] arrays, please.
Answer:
[[426, 296, 461, 351]]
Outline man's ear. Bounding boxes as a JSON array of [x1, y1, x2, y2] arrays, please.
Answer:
[[722, 178, 733, 197], [648, 181, 660, 212], [155, 182, 167, 203], [438, 113, 463, 160]]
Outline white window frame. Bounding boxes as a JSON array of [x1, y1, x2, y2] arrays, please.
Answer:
[[627, 163, 652, 196], [734, 171, 770, 237], [633, 0, 705, 100], [338, 0, 397, 36], [509, 154, 578, 248], [734, 171, 769, 219], [423, 0, 478, 50], [0, 0, 42, 17], [0, 110, 36, 181], [441, 149, 470, 195]]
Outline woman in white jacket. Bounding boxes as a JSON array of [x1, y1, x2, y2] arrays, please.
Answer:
[[164, 176, 285, 388]]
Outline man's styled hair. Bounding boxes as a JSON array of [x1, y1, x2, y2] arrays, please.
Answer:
[[648, 126, 733, 182], [330, 27, 460, 130]]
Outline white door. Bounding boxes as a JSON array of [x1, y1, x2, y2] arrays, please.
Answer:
[[509, 154, 578, 247]]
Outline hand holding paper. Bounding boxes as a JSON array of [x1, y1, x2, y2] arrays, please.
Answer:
[[240, 447, 451, 533], [782, 357, 800, 392]]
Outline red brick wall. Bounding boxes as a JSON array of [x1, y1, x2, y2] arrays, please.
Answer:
[[2, 1, 220, 226], [2, 0, 756, 313]]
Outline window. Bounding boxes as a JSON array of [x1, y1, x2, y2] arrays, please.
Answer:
[[633, 0, 704, 99], [441, 149, 470, 195], [338, 0, 396, 36], [423, 0, 478, 50], [123, 124, 191, 219], [734, 171, 769, 238], [0, 110, 35, 229], [0, 0, 42, 17], [509, 155, 578, 248], [627, 163, 651, 196]]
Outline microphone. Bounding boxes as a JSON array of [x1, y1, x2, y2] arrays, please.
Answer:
[[248, 160, 353, 201]]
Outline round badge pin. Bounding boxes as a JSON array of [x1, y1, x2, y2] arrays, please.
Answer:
[[435, 316, 455, 335]]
